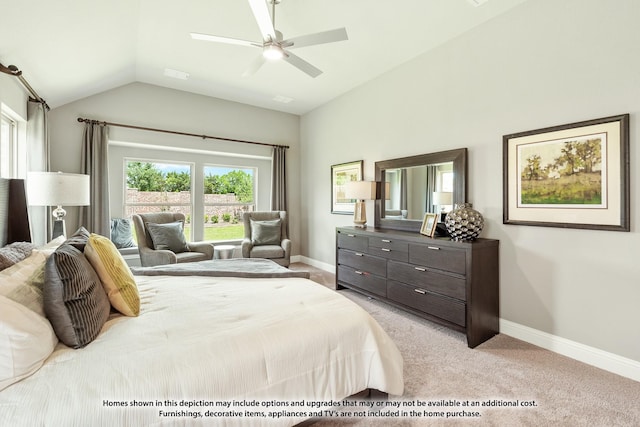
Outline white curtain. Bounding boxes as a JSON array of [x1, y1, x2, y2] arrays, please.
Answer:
[[79, 122, 110, 237], [26, 99, 50, 245]]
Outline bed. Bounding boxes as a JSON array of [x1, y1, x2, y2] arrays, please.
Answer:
[[0, 178, 404, 426]]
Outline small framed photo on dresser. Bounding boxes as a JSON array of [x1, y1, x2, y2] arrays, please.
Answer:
[[420, 213, 438, 237]]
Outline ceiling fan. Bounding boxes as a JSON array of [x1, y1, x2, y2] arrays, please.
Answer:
[[190, 0, 348, 78]]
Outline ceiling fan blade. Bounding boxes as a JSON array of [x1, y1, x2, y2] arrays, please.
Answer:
[[285, 28, 348, 49], [283, 51, 322, 78], [190, 32, 260, 48], [242, 55, 266, 77], [248, 0, 276, 41]]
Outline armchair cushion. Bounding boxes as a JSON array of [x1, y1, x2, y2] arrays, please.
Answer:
[[250, 219, 282, 246], [146, 221, 189, 253]]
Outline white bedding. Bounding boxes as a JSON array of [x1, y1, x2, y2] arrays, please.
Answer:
[[0, 275, 403, 426]]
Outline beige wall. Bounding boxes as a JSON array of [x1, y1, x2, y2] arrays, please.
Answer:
[[48, 82, 302, 254], [300, 0, 640, 364]]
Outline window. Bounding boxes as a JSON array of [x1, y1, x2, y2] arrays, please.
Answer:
[[203, 165, 256, 241], [124, 160, 193, 241], [0, 113, 17, 178]]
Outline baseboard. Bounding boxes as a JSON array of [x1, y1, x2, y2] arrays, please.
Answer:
[[292, 255, 334, 273], [500, 319, 640, 382]]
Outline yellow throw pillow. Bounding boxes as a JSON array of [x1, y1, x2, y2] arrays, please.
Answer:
[[85, 233, 140, 317]]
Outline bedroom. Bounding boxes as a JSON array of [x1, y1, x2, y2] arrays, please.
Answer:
[[1, 0, 639, 425]]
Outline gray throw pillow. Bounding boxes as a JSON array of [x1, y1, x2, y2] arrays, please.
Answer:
[[250, 219, 282, 246], [110, 218, 136, 249], [146, 221, 189, 253], [64, 227, 91, 252], [44, 243, 111, 349]]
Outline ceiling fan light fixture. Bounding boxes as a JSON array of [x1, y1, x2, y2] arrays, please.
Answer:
[[263, 44, 284, 61]]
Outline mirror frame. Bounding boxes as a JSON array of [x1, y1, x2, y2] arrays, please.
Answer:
[[374, 148, 468, 232]]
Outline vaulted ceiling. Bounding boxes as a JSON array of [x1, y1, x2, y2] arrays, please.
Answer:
[[1, 0, 527, 114]]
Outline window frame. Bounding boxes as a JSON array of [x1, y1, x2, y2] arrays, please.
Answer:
[[1, 113, 18, 178], [123, 158, 195, 240]]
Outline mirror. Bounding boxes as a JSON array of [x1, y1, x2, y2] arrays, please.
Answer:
[[374, 148, 467, 232]]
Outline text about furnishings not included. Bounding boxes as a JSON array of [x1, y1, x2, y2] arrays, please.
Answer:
[[102, 397, 538, 420]]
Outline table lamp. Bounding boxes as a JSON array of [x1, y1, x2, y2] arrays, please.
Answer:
[[345, 181, 377, 228], [432, 191, 453, 222], [27, 171, 90, 239]]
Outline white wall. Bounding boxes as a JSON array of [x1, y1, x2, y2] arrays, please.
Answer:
[[300, 0, 640, 364], [0, 73, 27, 119], [48, 82, 302, 254]]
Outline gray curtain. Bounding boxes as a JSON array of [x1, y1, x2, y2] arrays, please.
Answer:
[[271, 146, 287, 211], [399, 169, 408, 210], [26, 99, 50, 245], [79, 123, 110, 237], [426, 165, 437, 213]]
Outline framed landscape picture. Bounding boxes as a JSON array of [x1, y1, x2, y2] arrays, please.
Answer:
[[503, 114, 629, 231], [331, 160, 363, 214]]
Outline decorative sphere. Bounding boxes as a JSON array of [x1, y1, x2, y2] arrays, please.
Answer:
[[444, 203, 484, 241]]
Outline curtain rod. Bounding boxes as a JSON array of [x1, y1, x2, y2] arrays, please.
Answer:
[[0, 62, 50, 111], [76, 117, 289, 149]]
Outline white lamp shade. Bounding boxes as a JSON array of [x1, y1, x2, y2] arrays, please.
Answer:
[[27, 172, 90, 206], [432, 191, 453, 206], [345, 181, 377, 200]]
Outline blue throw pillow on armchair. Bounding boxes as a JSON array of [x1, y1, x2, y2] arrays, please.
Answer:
[[110, 218, 136, 249]]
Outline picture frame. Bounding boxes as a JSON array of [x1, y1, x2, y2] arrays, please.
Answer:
[[331, 160, 363, 214], [503, 114, 629, 231], [420, 213, 438, 237]]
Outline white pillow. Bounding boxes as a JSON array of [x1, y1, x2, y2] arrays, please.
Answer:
[[0, 295, 58, 391], [38, 235, 66, 257]]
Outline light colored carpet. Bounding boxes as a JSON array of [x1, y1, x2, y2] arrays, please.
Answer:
[[290, 263, 640, 426]]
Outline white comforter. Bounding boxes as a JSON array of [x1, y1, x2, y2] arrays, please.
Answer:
[[0, 276, 403, 426]]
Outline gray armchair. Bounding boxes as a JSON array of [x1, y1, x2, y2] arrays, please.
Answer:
[[241, 211, 291, 267], [132, 212, 214, 267]]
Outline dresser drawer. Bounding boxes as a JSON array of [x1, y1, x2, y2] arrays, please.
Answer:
[[388, 280, 465, 327], [369, 236, 409, 252], [337, 232, 368, 252], [409, 243, 466, 275], [388, 261, 466, 300], [368, 236, 408, 262], [338, 249, 386, 277], [338, 266, 386, 297]]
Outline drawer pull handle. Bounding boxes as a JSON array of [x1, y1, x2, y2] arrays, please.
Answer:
[[414, 267, 426, 272], [355, 270, 364, 275], [355, 252, 364, 257], [347, 234, 356, 237], [427, 246, 440, 250], [382, 239, 391, 243], [381, 248, 391, 252], [414, 288, 427, 295]]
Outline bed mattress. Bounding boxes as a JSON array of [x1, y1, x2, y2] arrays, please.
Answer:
[[0, 275, 403, 426]]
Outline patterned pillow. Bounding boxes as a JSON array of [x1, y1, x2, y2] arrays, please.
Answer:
[[0, 295, 58, 391], [146, 221, 189, 253], [250, 219, 282, 246], [0, 250, 48, 317], [0, 241, 37, 271], [85, 233, 140, 317], [44, 243, 111, 349]]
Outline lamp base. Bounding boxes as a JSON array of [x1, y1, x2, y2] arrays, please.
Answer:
[[353, 201, 367, 228], [52, 219, 66, 240]]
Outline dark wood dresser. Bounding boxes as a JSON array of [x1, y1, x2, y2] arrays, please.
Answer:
[[336, 226, 499, 348]]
